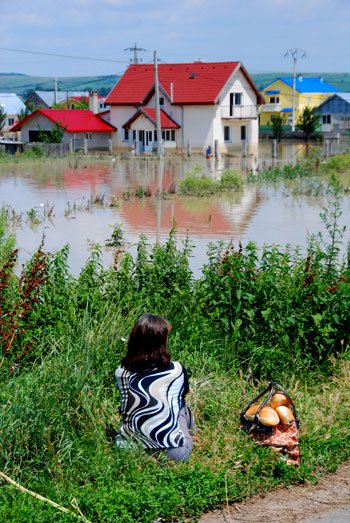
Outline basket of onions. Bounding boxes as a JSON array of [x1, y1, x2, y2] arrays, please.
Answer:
[[240, 382, 300, 466]]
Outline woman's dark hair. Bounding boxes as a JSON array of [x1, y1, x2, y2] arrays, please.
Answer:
[[121, 314, 171, 372]]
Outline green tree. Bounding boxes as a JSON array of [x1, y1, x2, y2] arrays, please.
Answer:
[[17, 102, 35, 122], [0, 105, 6, 133], [270, 114, 284, 142], [298, 106, 320, 141], [37, 122, 65, 143]]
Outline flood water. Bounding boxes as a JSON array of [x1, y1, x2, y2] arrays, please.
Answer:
[[0, 145, 349, 277]]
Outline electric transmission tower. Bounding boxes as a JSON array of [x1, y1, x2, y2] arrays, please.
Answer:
[[124, 43, 148, 64], [284, 48, 306, 131]]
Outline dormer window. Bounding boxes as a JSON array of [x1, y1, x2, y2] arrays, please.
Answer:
[[159, 97, 164, 106]]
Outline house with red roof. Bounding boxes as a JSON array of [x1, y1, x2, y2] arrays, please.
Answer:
[[11, 109, 117, 151], [106, 61, 263, 154]]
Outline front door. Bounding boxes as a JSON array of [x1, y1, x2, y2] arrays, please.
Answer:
[[138, 130, 145, 151]]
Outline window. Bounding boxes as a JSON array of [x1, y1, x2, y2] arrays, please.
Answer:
[[124, 129, 129, 141], [159, 97, 164, 106], [322, 115, 331, 124], [224, 125, 231, 142], [132, 130, 136, 141], [7, 118, 15, 126], [234, 93, 242, 105], [171, 130, 175, 141], [269, 97, 279, 104], [166, 130, 170, 141], [85, 133, 92, 140], [162, 130, 166, 140], [240, 125, 246, 141]]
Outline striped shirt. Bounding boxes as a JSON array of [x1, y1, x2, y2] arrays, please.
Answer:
[[115, 361, 189, 449]]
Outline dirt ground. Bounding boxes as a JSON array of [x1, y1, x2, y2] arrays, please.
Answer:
[[199, 461, 350, 522]]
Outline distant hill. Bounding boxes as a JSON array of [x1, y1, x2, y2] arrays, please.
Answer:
[[0, 74, 120, 99], [1, 71, 350, 101]]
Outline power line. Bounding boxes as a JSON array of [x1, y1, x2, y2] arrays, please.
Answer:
[[0, 47, 128, 64]]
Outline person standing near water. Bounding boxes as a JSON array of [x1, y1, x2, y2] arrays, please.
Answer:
[[115, 314, 196, 462]]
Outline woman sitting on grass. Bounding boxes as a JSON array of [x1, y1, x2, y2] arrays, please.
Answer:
[[115, 313, 196, 462]]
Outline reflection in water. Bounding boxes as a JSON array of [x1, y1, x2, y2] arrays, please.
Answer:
[[0, 154, 349, 276]]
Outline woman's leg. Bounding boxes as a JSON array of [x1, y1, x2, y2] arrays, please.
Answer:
[[165, 405, 196, 462]]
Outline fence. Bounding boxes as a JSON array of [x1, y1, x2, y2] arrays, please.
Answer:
[[25, 142, 70, 156]]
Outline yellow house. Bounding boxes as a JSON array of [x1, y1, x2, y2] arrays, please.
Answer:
[[259, 76, 338, 126]]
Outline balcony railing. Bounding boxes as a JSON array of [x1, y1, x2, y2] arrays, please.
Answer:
[[221, 105, 258, 119], [261, 103, 281, 113]]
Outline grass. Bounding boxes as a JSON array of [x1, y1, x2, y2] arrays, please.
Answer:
[[0, 327, 349, 522]]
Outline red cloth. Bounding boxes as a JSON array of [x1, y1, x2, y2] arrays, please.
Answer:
[[250, 421, 300, 466]]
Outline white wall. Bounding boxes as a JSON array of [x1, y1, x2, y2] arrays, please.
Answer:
[[109, 106, 137, 149], [20, 114, 56, 141], [220, 68, 258, 108], [181, 105, 215, 152]]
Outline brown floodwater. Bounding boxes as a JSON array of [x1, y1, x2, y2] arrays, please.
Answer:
[[0, 147, 349, 277]]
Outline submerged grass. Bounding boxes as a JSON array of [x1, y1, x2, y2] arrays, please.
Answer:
[[179, 168, 243, 196]]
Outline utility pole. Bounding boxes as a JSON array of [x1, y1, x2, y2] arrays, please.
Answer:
[[284, 48, 306, 131], [54, 77, 58, 105], [124, 43, 147, 64], [154, 50, 163, 158]]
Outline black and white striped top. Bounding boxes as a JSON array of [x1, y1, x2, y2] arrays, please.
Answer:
[[115, 361, 189, 449]]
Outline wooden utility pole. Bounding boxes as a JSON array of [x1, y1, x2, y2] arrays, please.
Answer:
[[154, 50, 163, 158]]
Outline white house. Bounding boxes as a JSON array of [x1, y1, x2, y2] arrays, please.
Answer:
[[105, 61, 263, 155], [315, 93, 350, 133], [0, 93, 26, 134]]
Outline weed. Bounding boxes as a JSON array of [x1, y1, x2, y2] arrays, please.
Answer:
[[26, 208, 41, 225], [105, 224, 125, 247]]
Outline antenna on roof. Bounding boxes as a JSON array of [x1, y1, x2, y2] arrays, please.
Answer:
[[124, 43, 148, 64]]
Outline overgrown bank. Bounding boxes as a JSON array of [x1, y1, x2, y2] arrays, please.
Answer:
[[0, 174, 349, 522]]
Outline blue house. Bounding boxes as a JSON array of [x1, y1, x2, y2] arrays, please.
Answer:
[[315, 93, 350, 133]]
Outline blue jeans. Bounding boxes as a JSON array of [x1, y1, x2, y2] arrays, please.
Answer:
[[164, 404, 197, 462]]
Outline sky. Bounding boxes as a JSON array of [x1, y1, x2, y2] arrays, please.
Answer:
[[1, 0, 349, 78]]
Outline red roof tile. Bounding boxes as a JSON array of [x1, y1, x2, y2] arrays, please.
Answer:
[[123, 108, 180, 129], [106, 61, 243, 105], [11, 109, 117, 133]]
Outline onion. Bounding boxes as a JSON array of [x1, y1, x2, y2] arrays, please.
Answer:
[[275, 405, 295, 424], [259, 406, 280, 427], [244, 404, 260, 421], [270, 393, 291, 409]]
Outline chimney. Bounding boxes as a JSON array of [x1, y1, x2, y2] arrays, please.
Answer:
[[89, 90, 99, 114]]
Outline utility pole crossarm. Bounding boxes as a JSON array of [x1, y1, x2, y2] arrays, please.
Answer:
[[124, 43, 148, 64]]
